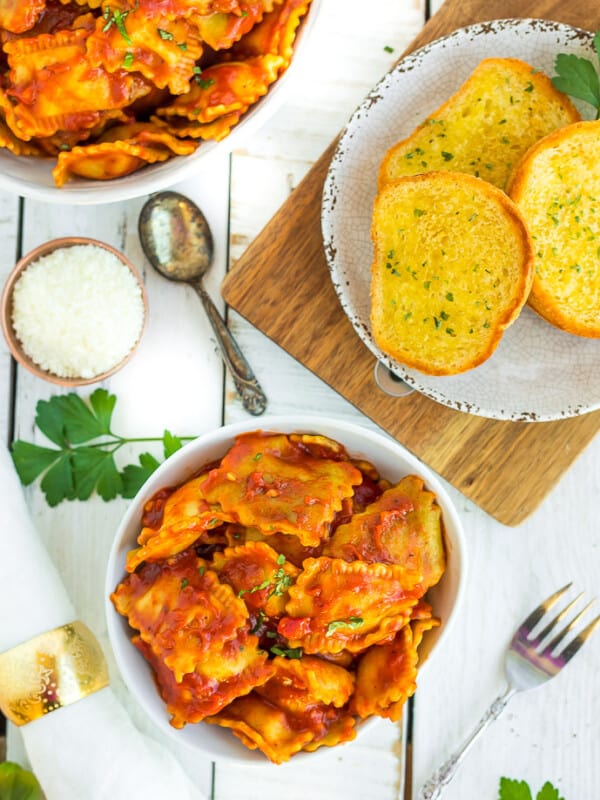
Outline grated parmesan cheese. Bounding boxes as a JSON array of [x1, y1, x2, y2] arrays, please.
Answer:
[[12, 244, 145, 379]]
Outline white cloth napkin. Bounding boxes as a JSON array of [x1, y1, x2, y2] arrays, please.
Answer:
[[0, 444, 206, 800]]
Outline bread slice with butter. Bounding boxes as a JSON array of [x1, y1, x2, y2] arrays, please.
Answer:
[[370, 171, 534, 376], [379, 58, 580, 191], [507, 120, 600, 337]]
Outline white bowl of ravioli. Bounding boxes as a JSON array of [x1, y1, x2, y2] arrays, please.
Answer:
[[106, 415, 466, 764], [0, 0, 320, 205]]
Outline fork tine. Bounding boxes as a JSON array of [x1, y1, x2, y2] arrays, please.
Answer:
[[558, 613, 600, 662], [518, 582, 572, 633], [532, 591, 585, 645], [543, 608, 600, 663]]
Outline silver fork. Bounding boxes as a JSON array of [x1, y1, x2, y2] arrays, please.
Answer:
[[417, 584, 600, 800]]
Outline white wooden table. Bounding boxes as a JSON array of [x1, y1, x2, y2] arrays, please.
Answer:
[[2, 1, 600, 798]]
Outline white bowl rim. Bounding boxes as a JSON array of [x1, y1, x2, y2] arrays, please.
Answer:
[[105, 413, 467, 764]]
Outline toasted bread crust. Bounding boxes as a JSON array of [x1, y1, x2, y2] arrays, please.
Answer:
[[508, 120, 600, 338], [379, 58, 581, 192], [370, 171, 534, 376]]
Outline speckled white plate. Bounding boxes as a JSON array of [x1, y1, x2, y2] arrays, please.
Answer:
[[322, 19, 600, 422]]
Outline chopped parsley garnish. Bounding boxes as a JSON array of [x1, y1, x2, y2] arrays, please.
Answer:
[[269, 564, 293, 597], [446, 292, 454, 302], [413, 208, 425, 217], [198, 566, 206, 577], [249, 610, 265, 634], [123, 51, 134, 68], [196, 77, 215, 89], [326, 617, 364, 636], [103, 8, 133, 45], [270, 645, 303, 659], [238, 556, 293, 599], [238, 578, 271, 597], [384, 45, 394, 53], [157, 28, 174, 40], [441, 151, 454, 161], [180, 578, 189, 590]]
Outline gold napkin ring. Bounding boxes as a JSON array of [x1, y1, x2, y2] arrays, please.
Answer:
[[0, 621, 109, 726]]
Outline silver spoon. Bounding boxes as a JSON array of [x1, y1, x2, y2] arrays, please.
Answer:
[[138, 191, 267, 416]]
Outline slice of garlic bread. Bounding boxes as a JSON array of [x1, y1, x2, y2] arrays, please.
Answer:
[[379, 58, 580, 191], [370, 171, 534, 375], [508, 120, 600, 337]]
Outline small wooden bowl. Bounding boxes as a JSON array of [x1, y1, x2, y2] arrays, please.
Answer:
[[1, 237, 148, 386]]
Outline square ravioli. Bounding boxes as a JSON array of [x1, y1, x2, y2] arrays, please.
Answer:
[[206, 656, 356, 763], [126, 473, 235, 572], [133, 630, 274, 726], [200, 432, 363, 547], [212, 541, 300, 617], [112, 549, 249, 681], [278, 557, 425, 654], [324, 475, 446, 590]]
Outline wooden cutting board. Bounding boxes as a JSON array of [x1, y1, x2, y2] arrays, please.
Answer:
[[222, 0, 600, 526]]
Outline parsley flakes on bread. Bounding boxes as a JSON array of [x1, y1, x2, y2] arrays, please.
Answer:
[[379, 57, 581, 192], [370, 172, 534, 376], [508, 119, 600, 337]]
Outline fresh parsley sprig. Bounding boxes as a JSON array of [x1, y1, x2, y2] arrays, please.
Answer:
[[552, 32, 600, 119], [11, 389, 194, 507], [499, 777, 565, 800], [0, 762, 43, 800]]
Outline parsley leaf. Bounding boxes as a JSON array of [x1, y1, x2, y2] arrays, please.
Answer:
[[36, 392, 111, 444], [40, 452, 76, 507], [0, 761, 43, 800], [537, 782, 565, 800], [71, 448, 122, 501], [552, 47, 600, 117], [499, 777, 564, 800], [499, 778, 533, 800], [163, 429, 183, 458], [11, 441, 62, 485], [120, 452, 161, 498], [11, 389, 194, 506], [89, 388, 116, 432]]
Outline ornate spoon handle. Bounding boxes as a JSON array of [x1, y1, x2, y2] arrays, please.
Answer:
[[194, 282, 267, 416], [417, 686, 516, 800]]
